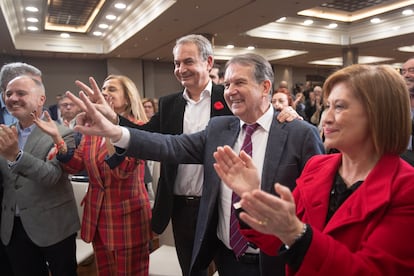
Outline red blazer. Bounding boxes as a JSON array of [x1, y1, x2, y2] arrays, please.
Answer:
[[242, 153, 414, 275], [64, 132, 152, 250]]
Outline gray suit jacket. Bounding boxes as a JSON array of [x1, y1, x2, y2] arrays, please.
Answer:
[[121, 113, 325, 275], [0, 123, 80, 247]]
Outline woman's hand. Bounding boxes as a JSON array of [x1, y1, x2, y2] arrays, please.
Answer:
[[239, 183, 304, 246], [32, 110, 60, 141], [213, 145, 261, 196]]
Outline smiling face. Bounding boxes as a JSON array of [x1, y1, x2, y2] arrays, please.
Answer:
[[101, 78, 128, 115], [402, 58, 414, 91], [322, 82, 372, 154], [173, 42, 212, 96], [5, 76, 45, 127], [223, 63, 271, 123]]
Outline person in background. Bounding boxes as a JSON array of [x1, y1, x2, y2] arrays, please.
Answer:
[[142, 98, 157, 120], [271, 87, 293, 111], [64, 53, 324, 276], [57, 94, 81, 128], [400, 57, 414, 166], [213, 64, 414, 275], [1, 75, 79, 276], [33, 74, 152, 275], [0, 62, 43, 276], [209, 64, 222, 85]]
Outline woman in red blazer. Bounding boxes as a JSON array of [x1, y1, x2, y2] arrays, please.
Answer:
[[34, 75, 152, 275], [213, 64, 414, 275]]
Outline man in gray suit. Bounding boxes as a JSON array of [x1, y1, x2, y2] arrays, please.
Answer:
[[0, 75, 80, 276], [69, 53, 324, 276]]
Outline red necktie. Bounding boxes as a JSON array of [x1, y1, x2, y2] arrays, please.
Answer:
[[229, 123, 259, 257]]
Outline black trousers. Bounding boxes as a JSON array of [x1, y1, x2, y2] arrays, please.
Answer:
[[215, 241, 260, 276], [4, 217, 77, 276], [172, 196, 208, 276]]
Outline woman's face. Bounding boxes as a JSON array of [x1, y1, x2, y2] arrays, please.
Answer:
[[322, 82, 371, 154], [101, 78, 128, 115], [143, 101, 155, 118], [271, 92, 289, 111]]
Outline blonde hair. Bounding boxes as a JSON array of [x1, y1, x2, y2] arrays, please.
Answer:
[[323, 64, 411, 155], [104, 75, 148, 122]]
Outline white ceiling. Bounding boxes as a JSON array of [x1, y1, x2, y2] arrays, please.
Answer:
[[1, 0, 414, 69]]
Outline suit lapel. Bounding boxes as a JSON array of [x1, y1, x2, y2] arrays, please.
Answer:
[[260, 118, 287, 192]]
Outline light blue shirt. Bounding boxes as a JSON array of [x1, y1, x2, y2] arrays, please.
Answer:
[[0, 93, 18, 126]]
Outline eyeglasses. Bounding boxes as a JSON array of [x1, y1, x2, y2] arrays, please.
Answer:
[[400, 67, 414, 75], [59, 103, 75, 108]]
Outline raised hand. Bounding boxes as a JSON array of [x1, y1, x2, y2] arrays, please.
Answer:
[[32, 110, 60, 139], [0, 125, 19, 161], [69, 91, 123, 141], [75, 77, 118, 123], [277, 106, 302, 123], [213, 145, 261, 196]]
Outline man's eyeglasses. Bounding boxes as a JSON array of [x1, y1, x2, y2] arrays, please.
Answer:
[[59, 103, 75, 108], [400, 67, 414, 75]]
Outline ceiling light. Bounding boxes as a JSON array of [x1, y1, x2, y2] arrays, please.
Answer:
[[60, 33, 70, 38], [276, 17, 286, 22], [327, 23, 338, 29], [99, 24, 109, 29], [303, 19, 313, 25], [225, 44, 234, 49], [93, 31, 103, 36], [402, 9, 413, 15], [247, 46, 255, 50], [114, 3, 127, 9], [27, 26, 38, 31], [106, 14, 117, 21], [27, 17, 38, 23], [370, 18, 381, 24], [25, 6, 39, 12]]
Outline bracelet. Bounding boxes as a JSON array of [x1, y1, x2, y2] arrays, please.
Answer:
[[55, 139, 67, 154], [284, 223, 308, 250]]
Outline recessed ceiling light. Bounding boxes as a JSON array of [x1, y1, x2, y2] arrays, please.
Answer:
[[114, 3, 127, 9], [27, 17, 39, 23], [27, 26, 38, 31], [106, 14, 117, 20], [398, 45, 414, 52], [303, 19, 313, 25], [402, 9, 413, 15], [370, 18, 381, 24], [327, 23, 338, 29], [225, 44, 234, 49], [60, 33, 70, 38], [99, 24, 109, 29], [276, 17, 286, 22], [93, 31, 103, 36], [247, 46, 255, 50], [25, 6, 39, 12]]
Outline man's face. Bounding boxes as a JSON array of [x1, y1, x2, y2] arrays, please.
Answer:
[[5, 76, 45, 121], [59, 97, 80, 121], [401, 58, 414, 91], [173, 43, 212, 93], [223, 63, 270, 123]]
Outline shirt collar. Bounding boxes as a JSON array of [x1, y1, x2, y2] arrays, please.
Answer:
[[182, 81, 212, 102], [239, 104, 274, 132]]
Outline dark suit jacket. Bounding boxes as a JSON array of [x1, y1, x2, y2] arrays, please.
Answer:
[[118, 113, 325, 275], [119, 84, 232, 234]]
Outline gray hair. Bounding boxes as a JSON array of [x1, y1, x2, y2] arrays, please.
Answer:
[[173, 34, 213, 61], [225, 53, 274, 89], [0, 62, 42, 92]]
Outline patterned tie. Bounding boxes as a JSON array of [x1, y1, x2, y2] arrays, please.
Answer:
[[230, 123, 259, 258]]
